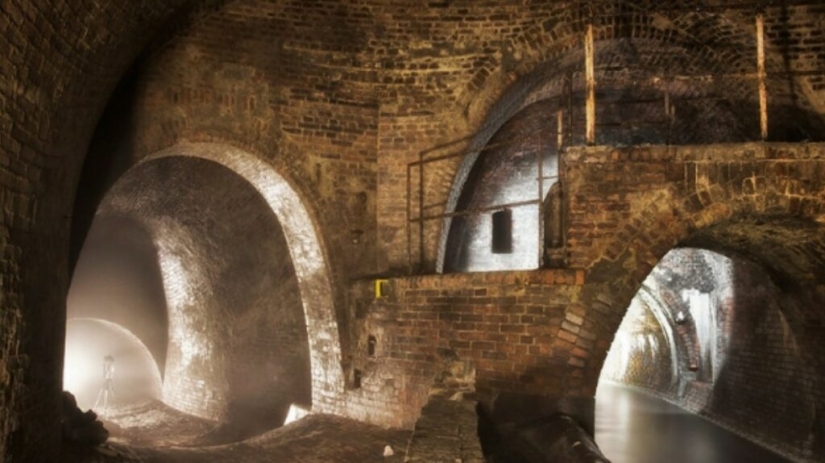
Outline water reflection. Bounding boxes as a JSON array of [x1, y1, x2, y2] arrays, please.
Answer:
[[595, 383, 792, 463]]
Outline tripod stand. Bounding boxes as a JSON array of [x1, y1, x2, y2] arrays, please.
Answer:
[[93, 355, 116, 413]]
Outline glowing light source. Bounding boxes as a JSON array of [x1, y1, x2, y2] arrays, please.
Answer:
[[64, 318, 162, 411], [283, 404, 310, 425]]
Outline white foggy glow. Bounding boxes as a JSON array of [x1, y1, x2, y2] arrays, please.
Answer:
[[64, 318, 162, 411], [283, 403, 310, 425]]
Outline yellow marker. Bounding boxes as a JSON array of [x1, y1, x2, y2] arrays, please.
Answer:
[[374, 279, 389, 298]]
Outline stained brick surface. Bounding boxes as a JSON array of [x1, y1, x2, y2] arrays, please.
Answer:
[[604, 250, 820, 462], [3, 1, 825, 461]]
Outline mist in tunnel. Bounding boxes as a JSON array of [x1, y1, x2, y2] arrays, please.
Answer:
[[595, 244, 816, 462], [68, 215, 170, 382], [65, 153, 315, 444], [63, 318, 162, 412]]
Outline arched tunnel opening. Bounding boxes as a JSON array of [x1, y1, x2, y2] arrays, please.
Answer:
[[596, 219, 825, 463], [64, 318, 163, 412], [64, 154, 314, 447], [470, 220, 825, 463], [8, 2, 825, 463]]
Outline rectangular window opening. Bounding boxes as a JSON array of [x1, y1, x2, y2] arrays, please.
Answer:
[[353, 369, 362, 389], [368, 335, 377, 357], [492, 209, 513, 254]]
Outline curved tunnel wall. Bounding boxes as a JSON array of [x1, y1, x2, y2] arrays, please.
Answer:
[[601, 248, 818, 460], [145, 143, 345, 414], [443, 101, 559, 273], [68, 215, 169, 377], [97, 154, 313, 424]]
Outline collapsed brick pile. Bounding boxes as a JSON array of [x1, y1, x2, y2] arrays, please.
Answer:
[[62, 392, 109, 447]]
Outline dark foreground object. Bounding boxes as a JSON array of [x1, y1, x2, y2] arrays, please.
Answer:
[[595, 383, 794, 463], [479, 407, 610, 463], [62, 391, 109, 446]]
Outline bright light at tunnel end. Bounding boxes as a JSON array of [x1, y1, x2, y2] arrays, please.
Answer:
[[64, 318, 163, 411]]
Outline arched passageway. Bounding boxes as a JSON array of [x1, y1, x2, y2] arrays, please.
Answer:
[[594, 240, 822, 462], [64, 145, 342, 443], [144, 143, 345, 412], [5, 2, 825, 462], [63, 318, 163, 412]]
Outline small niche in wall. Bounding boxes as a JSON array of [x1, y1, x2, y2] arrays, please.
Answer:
[[368, 335, 377, 357], [353, 369, 362, 389], [492, 209, 513, 254]]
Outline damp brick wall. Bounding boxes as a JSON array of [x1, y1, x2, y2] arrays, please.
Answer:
[[708, 260, 817, 461], [3, 1, 825, 461], [0, 1, 189, 461], [349, 268, 593, 429], [600, 300, 675, 395], [604, 252, 819, 462]]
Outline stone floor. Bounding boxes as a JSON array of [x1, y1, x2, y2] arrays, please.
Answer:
[[103, 401, 215, 447], [129, 414, 410, 463], [62, 401, 411, 463]]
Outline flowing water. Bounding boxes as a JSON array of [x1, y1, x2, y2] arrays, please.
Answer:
[[595, 383, 793, 463]]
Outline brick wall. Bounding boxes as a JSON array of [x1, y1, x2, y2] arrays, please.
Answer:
[[709, 259, 817, 460], [3, 1, 825, 461], [346, 269, 591, 428], [600, 297, 675, 395], [0, 1, 194, 460], [442, 100, 559, 273], [95, 156, 310, 424], [603, 250, 819, 462], [347, 143, 825, 443]]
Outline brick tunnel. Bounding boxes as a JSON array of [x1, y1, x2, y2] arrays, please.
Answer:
[[2, 1, 825, 462]]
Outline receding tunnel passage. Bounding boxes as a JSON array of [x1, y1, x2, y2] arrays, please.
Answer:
[[69, 215, 169, 385], [596, 247, 815, 462], [64, 319, 163, 412], [66, 153, 314, 445]]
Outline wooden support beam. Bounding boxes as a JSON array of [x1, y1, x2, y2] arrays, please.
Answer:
[[585, 23, 596, 145], [557, 110, 564, 148], [757, 14, 768, 140]]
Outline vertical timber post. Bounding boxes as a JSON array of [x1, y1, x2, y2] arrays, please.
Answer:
[[537, 132, 544, 267], [585, 23, 596, 145], [664, 79, 673, 145], [557, 110, 564, 148], [406, 163, 412, 274], [757, 13, 768, 141], [566, 72, 574, 144], [418, 152, 425, 271]]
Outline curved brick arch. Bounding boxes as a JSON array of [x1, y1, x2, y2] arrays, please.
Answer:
[[577, 161, 825, 396], [436, 7, 825, 272], [460, 5, 806, 133], [145, 142, 345, 410]]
